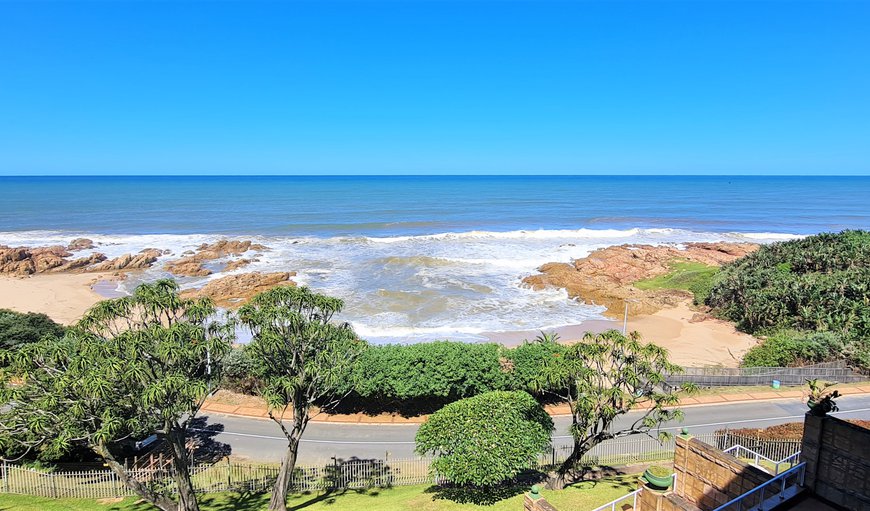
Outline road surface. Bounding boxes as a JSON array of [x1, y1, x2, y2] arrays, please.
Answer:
[[194, 395, 870, 463]]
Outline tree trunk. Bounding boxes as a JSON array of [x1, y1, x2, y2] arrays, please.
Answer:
[[268, 402, 308, 511], [167, 428, 200, 511], [548, 440, 587, 490], [93, 442, 177, 511], [268, 437, 300, 511]]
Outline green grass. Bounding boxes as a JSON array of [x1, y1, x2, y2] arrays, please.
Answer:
[[634, 260, 720, 304], [0, 478, 637, 511]]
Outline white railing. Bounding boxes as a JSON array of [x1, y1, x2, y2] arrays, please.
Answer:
[[712, 462, 806, 511], [722, 444, 802, 475], [589, 473, 677, 511], [589, 488, 640, 511]]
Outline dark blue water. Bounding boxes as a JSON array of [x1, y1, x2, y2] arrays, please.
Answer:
[[1, 176, 867, 235]]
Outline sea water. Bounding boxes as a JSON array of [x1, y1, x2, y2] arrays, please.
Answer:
[[1, 175, 868, 342]]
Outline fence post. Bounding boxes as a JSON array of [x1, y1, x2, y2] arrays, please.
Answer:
[[227, 457, 232, 490], [2, 460, 7, 493]]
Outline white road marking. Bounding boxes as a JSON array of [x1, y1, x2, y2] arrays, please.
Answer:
[[198, 406, 870, 445]]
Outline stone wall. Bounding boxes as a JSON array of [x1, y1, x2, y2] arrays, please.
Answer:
[[672, 435, 772, 510], [801, 414, 870, 510]]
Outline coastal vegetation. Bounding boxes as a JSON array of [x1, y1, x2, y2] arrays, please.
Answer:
[[0, 308, 65, 350], [634, 260, 719, 305], [535, 330, 694, 489], [415, 391, 553, 490], [706, 230, 870, 370], [333, 339, 564, 415], [237, 286, 364, 511], [0, 280, 234, 511]]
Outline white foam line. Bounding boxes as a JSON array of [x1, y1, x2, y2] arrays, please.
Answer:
[[200, 407, 870, 445]]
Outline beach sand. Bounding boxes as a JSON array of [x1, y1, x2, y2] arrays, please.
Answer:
[[490, 301, 758, 368], [0, 273, 114, 325], [625, 302, 757, 367]]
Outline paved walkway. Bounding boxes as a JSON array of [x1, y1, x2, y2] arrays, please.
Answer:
[[200, 383, 870, 424]]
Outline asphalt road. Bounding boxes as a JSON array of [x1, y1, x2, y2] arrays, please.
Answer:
[[195, 395, 870, 464]]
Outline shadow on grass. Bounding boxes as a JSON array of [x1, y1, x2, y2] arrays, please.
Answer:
[[287, 487, 387, 510], [560, 466, 638, 491], [424, 468, 549, 506]]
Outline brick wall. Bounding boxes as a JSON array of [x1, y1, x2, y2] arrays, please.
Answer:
[[523, 494, 558, 511], [801, 414, 870, 510], [637, 484, 701, 511], [672, 435, 772, 510]]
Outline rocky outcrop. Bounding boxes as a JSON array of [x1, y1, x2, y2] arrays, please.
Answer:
[[180, 271, 295, 308], [67, 238, 96, 251], [165, 240, 268, 277], [223, 258, 254, 272], [90, 249, 162, 271], [523, 242, 758, 317], [0, 245, 108, 275], [0, 244, 166, 276]]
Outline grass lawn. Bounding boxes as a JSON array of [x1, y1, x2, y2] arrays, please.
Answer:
[[634, 260, 719, 304], [0, 477, 637, 511]]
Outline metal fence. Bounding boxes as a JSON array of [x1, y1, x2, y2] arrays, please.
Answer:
[[665, 361, 866, 388], [0, 432, 802, 499]]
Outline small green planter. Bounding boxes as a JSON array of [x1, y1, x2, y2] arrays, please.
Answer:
[[642, 467, 673, 490]]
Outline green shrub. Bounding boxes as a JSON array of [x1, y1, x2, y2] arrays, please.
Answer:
[[415, 391, 553, 487], [499, 338, 565, 393], [221, 347, 263, 395], [741, 330, 845, 367], [706, 230, 870, 369], [348, 341, 507, 406], [0, 309, 65, 350]]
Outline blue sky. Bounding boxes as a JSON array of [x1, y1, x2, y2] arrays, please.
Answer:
[[0, 1, 868, 176]]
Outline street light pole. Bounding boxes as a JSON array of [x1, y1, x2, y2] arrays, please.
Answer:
[[623, 302, 629, 335], [622, 298, 637, 335]]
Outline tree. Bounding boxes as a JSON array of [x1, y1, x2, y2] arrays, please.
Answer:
[[238, 286, 364, 511], [0, 280, 233, 511], [537, 330, 695, 489], [0, 308, 65, 350], [415, 390, 553, 488]]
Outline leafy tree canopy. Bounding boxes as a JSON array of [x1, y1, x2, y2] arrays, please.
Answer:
[[415, 390, 553, 488], [0, 280, 234, 511], [537, 330, 694, 488], [238, 286, 364, 511]]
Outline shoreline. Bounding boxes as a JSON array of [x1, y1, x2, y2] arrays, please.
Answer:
[[0, 273, 756, 368], [0, 273, 118, 325]]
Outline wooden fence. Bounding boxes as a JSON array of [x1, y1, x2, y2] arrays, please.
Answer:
[[0, 432, 801, 499], [665, 361, 866, 388]]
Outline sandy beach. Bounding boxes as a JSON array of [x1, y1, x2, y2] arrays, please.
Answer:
[[0, 273, 112, 325], [626, 302, 757, 367], [491, 301, 757, 368]]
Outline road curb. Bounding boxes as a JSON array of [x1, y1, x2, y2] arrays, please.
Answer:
[[201, 387, 870, 425]]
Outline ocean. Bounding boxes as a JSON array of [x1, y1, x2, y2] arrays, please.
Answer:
[[1, 175, 868, 342]]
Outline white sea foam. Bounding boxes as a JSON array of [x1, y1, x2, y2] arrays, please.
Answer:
[[0, 227, 801, 343]]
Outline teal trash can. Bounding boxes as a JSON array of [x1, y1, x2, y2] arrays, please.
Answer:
[[772, 380, 781, 389]]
